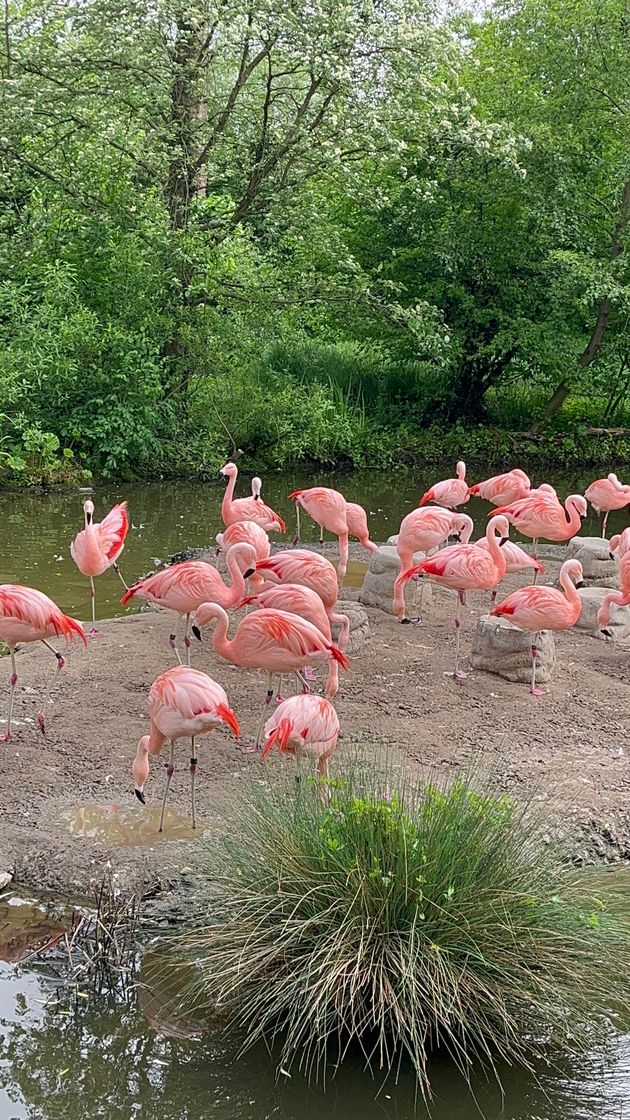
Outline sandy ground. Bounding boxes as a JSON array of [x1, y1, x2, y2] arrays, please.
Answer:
[[1, 546, 630, 907]]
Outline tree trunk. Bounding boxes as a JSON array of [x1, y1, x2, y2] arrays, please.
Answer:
[[529, 180, 630, 434]]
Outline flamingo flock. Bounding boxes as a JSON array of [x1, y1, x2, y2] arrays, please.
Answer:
[[2, 458, 629, 831]]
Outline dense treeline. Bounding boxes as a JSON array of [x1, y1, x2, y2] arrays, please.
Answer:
[[0, 0, 629, 482]]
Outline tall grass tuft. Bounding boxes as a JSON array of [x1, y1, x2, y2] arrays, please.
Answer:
[[177, 768, 630, 1097]]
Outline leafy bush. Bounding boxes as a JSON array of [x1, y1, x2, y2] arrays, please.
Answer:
[[176, 769, 630, 1097]]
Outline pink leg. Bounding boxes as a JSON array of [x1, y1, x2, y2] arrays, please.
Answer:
[[337, 533, 349, 585], [602, 512, 609, 539], [247, 673, 274, 753], [532, 540, 539, 585], [89, 577, 99, 637], [113, 562, 129, 591], [183, 612, 191, 667], [158, 741, 175, 833], [169, 627, 182, 665], [292, 504, 301, 548], [452, 591, 468, 681], [190, 736, 197, 830], [3, 647, 17, 742], [37, 639, 66, 736], [530, 635, 544, 697]]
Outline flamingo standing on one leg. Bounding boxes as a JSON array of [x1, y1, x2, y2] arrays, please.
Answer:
[[419, 461, 469, 510], [397, 515, 510, 680], [345, 502, 378, 555], [289, 487, 350, 584], [493, 492, 587, 579], [132, 665, 239, 832], [216, 521, 270, 591], [70, 500, 129, 635], [393, 508, 474, 619], [585, 473, 630, 538], [253, 550, 350, 650], [468, 469, 531, 506], [191, 603, 349, 750], [219, 462, 285, 533], [240, 583, 340, 697], [475, 538, 544, 602], [0, 585, 86, 739], [120, 544, 256, 664], [262, 695, 340, 780], [490, 559, 584, 696]]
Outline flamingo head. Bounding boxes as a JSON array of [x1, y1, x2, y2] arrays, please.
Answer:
[[456, 460, 466, 480], [514, 469, 530, 484], [561, 558, 585, 589], [219, 461, 237, 482], [251, 477, 262, 500], [226, 542, 258, 577], [609, 533, 621, 559], [450, 513, 474, 544], [567, 494, 588, 520], [83, 499, 95, 526], [488, 514, 510, 546], [191, 601, 226, 640], [132, 735, 151, 803], [607, 472, 622, 487]]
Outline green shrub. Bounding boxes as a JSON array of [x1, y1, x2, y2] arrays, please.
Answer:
[[176, 769, 630, 1098]]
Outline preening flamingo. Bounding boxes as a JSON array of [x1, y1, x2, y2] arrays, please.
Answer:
[[219, 462, 285, 533], [289, 486, 349, 583], [419, 461, 469, 510], [585, 473, 630, 537], [490, 558, 584, 696], [345, 502, 378, 554], [215, 520, 270, 591], [132, 665, 239, 831], [191, 603, 349, 749], [240, 582, 340, 698], [0, 585, 86, 739], [254, 549, 350, 651], [475, 538, 544, 602], [262, 695, 340, 779], [468, 469, 530, 507], [398, 515, 510, 680], [493, 491, 587, 576], [393, 508, 474, 619], [121, 544, 256, 663], [70, 500, 129, 634]]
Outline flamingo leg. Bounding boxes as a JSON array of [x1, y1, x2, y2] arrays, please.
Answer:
[[292, 503, 301, 548], [169, 623, 182, 666], [3, 646, 17, 742], [337, 533, 349, 586], [36, 639, 66, 736], [319, 524, 325, 548], [276, 675, 285, 703], [453, 591, 468, 681], [183, 612, 191, 666], [532, 540, 539, 584], [295, 670, 311, 694], [248, 673, 274, 753], [490, 586, 498, 605], [602, 511, 609, 539], [113, 562, 129, 591], [190, 736, 197, 830], [158, 740, 175, 833], [530, 635, 544, 697], [89, 577, 98, 636]]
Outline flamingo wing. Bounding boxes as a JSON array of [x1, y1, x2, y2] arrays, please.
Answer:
[[96, 501, 129, 561]]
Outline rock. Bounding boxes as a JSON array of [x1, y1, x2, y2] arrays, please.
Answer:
[[386, 534, 399, 546], [565, 536, 619, 587], [332, 601, 370, 652], [0, 872, 13, 890], [575, 586, 630, 640], [170, 546, 217, 566], [358, 545, 432, 616], [471, 615, 555, 683]]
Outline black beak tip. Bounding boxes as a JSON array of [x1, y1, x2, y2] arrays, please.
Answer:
[[400, 617, 411, 625], [601, 627, 613, 639], [244, 567, 255, 578], [575, 580, 585, 589], [499, 536, 508, 547], [609, 552, 615, 560], [134, 788, 146, 804], [192, 624, 202, 641]]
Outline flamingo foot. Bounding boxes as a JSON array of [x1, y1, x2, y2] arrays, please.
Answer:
[[2, 733, 13, 743], [242, 744, 262, 754], [89, 627, 100, 638], [36, 713, 46, 736], [303, 666, 318, 682], [529, 686, 545, 697], [452, 669, 468, 681], [275, 694, 286, 704]]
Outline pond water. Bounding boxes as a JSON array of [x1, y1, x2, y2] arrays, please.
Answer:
[[0, 467, 624, 620]]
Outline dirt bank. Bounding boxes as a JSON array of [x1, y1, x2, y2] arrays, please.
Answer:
[[1, 550, 629, 905]]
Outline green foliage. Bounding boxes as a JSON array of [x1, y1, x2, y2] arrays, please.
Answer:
[[175, 769, 630, 1096]]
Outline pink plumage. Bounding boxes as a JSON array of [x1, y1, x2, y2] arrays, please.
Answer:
[[70, 500, 129, 577], [241, 582, 339, 696], [399, 515, 510, 594], [419, 460, 469, 510], [289, 486, 349, 581], [255, 549, 350, 650], [220, 462, 285, 533], [393, 508, 474, 617], [345, 501, 377, 553], [121, 547, 255, 614], [493, 492, 587, 543], [468, 469, 530, 506], [262, 694, 340, 778]]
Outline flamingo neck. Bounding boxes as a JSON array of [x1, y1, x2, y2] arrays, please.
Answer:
[[559, 569, 580, 608], [564, 498, 583, 534], [221, 471, 237, 520], [225, 548, 248, 601], [484, 523, 505, 575], [210, 606, 231, 659], [457, 461, 466, 480], [148, 723, 166, 755]]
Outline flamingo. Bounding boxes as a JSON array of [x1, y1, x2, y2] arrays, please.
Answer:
[[393, 508, 474, 620], [240, 583, 340, 697], [253, 550, 350, 650], [289, 486, 349, 583], [70, 500, 129, 634], [219, 462, 286, 533], [397, 515, 510, 680], [585, 473, 630, 537], [598, 543, 630, 635], [0, 585, 86, 740], [492, 492, 587, 577], [468, 469, 531, 507], [609, 527, 630, 559], [262, 695, 340, 780], [419, 461, 469, 510], [120, 544, 256, 663], [475, 538, 544, 602], [345, 502, 378, 554], [490, 559, 584, 696], [132, 665, 239, 832], [191, 603, 349, 749], [215, 521, 270, 591]]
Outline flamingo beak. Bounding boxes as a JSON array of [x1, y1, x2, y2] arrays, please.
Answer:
[[499, 536, 509, 547], [192, 624, 202, 641], [134, 788, 146, 804], [450, 532, 461, 542], [244, 567, 255, 578], [609, 552, 615, 560], [601, 627, 613, 638], [575, 579, 585, 589]]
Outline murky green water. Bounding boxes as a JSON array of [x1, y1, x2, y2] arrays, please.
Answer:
[[0, 468, 624, 621]]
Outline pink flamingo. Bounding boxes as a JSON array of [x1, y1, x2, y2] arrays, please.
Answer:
[[132, 665, 239, 831], [121, 544, 256, 663], [215, 521, 270, 591], [419, 461, 469, 510], [598, 543, 630, 634], [475, 538, 544, 602], [609, 527, 630, 559], [345, 502, 378, 554], [490, 559, 584, 696], [70, 499, 129, 634], [0, 585, 86, 740], [219, 462, 286, 533], [468, 469, 530, 507], [493, 492, 587, 576], [398, 515, 510, 680], [393, 508, 474, 620], [289, 487, 349, 583], [240, 583, 340, 698], [585, 473, 630, 537], [254, 549, 350, 650], [191, 603, 349, 749], [262, 694, 340, 779]]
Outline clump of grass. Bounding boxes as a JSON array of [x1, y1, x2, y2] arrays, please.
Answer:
[[178, 769, 630, 1097]]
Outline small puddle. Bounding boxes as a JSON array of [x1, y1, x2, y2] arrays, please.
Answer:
[[342, 559, 368, 589], [54, 803, 213, 846], [0, 896, 74, 964], [139, 948, 223, 1039]]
